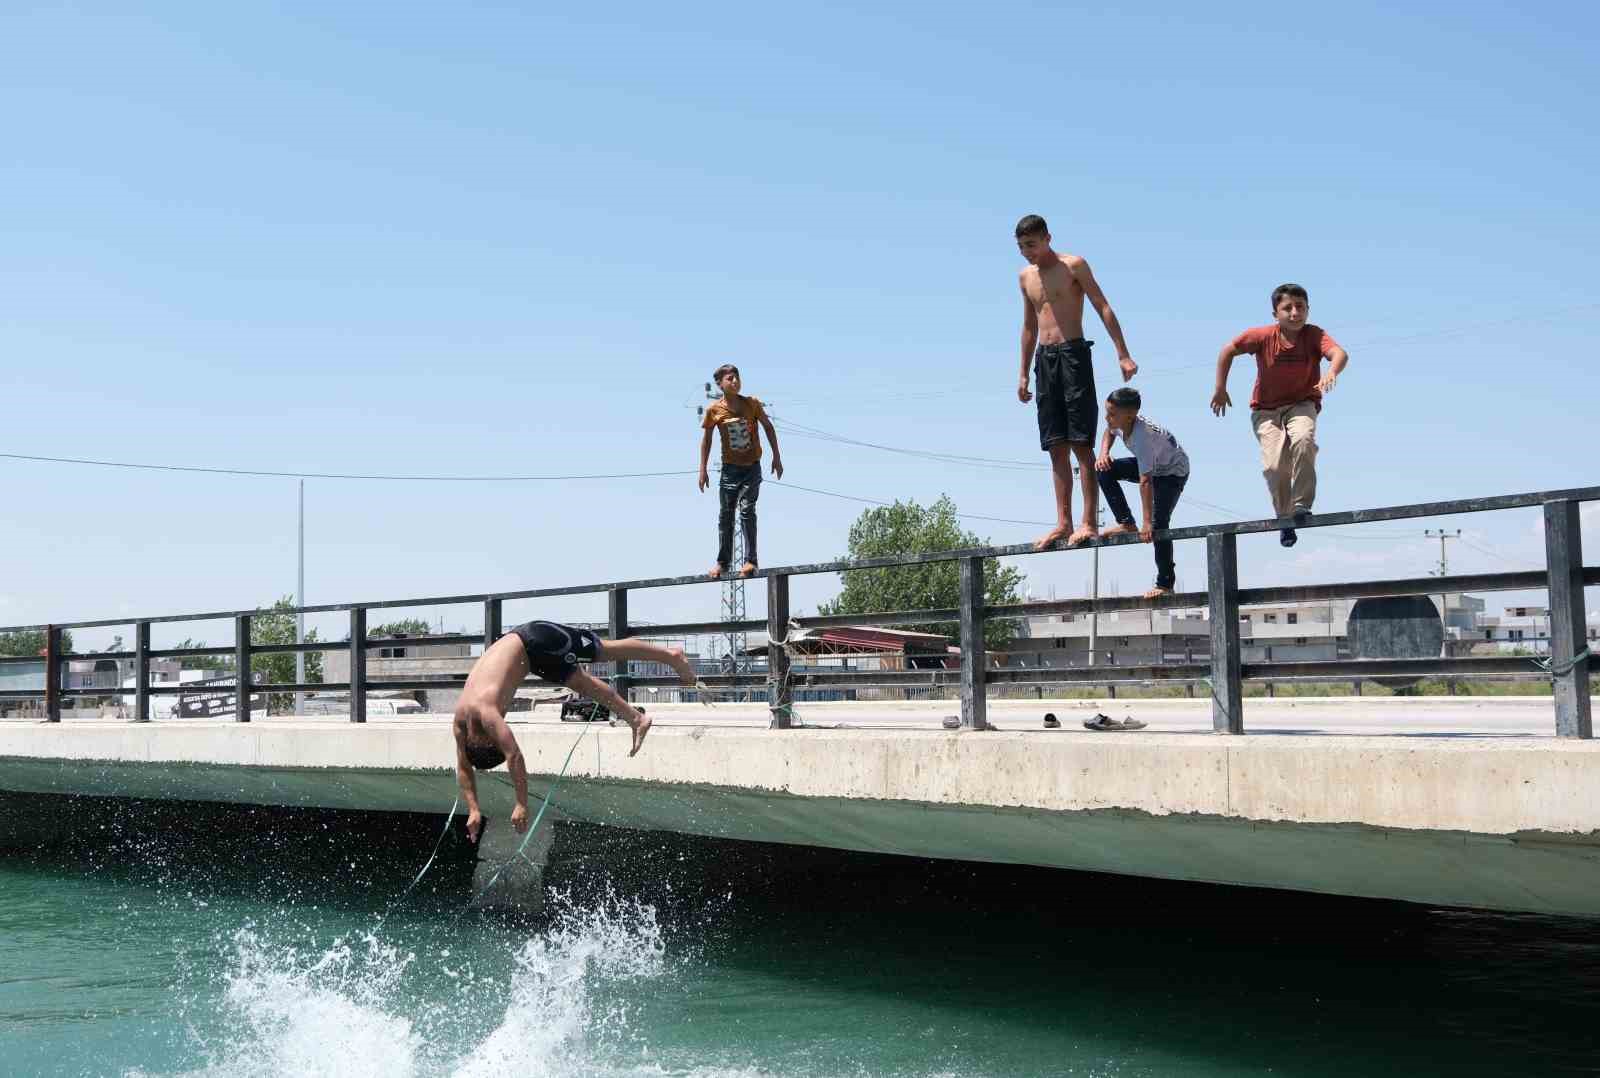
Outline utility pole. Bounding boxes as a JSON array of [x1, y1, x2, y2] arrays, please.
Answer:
[[1087, 476, 1103, 668], [295, 479, 305, 716], [1425, 528, 1460, 691], [1424, 529, 1461, 627]]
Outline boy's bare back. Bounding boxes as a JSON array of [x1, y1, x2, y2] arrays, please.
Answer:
[[1020, 253, 1090, 344]]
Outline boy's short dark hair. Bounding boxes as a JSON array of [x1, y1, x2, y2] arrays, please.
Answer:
[[1014, 214, 1049, 239], [464, 740, 505, 771], [1271, 283, 1309, 310], [1107, 387, 1142, 411], [712, 363, 740, 385]]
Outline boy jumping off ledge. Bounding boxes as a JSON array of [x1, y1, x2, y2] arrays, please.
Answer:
[[1212, 283, 1349, 548], [453, 621, 697, 843], [1013, 214, 1139, 552]]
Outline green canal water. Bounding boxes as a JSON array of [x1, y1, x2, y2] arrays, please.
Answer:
[[1, 795, 1596, 1077]]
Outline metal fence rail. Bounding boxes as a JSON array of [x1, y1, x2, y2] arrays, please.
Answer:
[[1, 484, 1593, 737]]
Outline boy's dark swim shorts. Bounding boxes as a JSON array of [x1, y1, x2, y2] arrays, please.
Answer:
[[509, 620, 601, 685], [1035, 338, 1097, 449]]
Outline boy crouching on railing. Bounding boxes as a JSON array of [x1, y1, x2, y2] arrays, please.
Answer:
[[1095, 387, 1190, 599]]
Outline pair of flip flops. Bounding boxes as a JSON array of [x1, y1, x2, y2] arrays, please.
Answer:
[[1081, 713, 1147, 732]]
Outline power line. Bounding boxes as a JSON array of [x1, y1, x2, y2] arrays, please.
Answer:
[[767, 299, 1600, 405], [768, 479, 1055, 528], [0, 451, 697, 483], [0, 444, 1473, 559], [773, 418, 1040, 470]]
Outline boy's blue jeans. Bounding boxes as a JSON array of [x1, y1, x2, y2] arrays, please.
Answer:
[[1096, 459, 1186, 590], [716, 462, 762, 569]]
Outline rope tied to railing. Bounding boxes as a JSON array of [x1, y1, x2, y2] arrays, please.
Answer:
[[765, 618, 805, 729], [1534, 646, 1593, 679]]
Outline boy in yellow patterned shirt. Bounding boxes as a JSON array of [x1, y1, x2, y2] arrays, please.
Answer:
[[698, 364, 783, 578]]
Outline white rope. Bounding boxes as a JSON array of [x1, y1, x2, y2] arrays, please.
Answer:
[[1534, 646, 1593, 679]]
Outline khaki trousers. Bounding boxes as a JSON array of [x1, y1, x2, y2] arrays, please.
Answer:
[[1252, 400, 1318, 517]]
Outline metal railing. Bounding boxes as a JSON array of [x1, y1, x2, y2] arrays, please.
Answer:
[[1, 485, 1593, 737]]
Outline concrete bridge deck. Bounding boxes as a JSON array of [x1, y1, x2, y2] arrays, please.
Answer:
[[3, 699, 1597, 918]]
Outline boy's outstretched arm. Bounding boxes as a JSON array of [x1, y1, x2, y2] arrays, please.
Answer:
[[1318, 345, 1349, 395], [1018, 282, 1038, 402], [1095, 426, 1116, 471], [758, 414, 784, 478], [1069, 258, 1137, 381], [697, 428, 714, 491], [1211, 343, 1241, 416], [566, 669, 652, 756], [453, 732, 486, 842]]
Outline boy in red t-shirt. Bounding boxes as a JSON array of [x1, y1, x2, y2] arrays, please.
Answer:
[[1211, 283, 1349, 547], [698, 363, 783, 577]]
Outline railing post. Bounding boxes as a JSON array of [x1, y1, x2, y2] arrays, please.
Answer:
[[483, 597, 503, 650], [958, 556, 989, 730], [234, 615, 252, 723], [608, 588, 630, 703], [44, 624, 61, 723], [767, 573, 792, 728], [349, 607, 367, 723], [134, 621, 150, 723], [1206, 534, 1244, 733], [1543, 500, 1592, 738]]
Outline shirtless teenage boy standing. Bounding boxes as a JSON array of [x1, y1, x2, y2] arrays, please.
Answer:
[[1014, 215, 1139, 551]]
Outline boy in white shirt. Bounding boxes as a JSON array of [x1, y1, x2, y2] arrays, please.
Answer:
[[1094, 387, 1191, 598]]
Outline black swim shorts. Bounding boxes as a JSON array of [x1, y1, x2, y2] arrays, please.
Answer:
[[1035, 338, 1097, 450], [509, 620, 602, 685]]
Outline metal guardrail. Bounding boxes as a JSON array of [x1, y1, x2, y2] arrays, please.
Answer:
[[1, 485, 1594, 737]]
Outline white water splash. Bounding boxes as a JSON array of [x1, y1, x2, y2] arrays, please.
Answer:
[[454, 892, 666, 1076], [144, 893, 771, 1078], [176, 927, 423, 1078]]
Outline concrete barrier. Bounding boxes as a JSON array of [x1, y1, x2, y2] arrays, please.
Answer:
[[2, 716, 1597, 917]]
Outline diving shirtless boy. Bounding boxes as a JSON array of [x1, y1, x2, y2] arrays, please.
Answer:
[[452, 621, 697, 842], [1014, 214, 1139, 551]]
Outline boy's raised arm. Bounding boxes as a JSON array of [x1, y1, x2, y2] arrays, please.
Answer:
[[1211, 342, 1242, 416], [1018, 281, 1038, 402], [1069, 257, 1137, 382]]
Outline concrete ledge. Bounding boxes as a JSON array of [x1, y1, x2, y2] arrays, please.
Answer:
[[2, 720, 1596, 834], [3, 719, 1598, 918]]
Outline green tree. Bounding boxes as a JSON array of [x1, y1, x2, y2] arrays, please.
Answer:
[[171, 638, 233, 672], [369, 618, 432, 638], [250, 596, 323, 714], [0, 629, 75, 657], [816, 495, 1025, 650]]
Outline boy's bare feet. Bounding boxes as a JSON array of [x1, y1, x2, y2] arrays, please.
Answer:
[[664, 646, 697, 687], [708, 564, 724, 579], [739, 561, 757, 577], [627, 706, 651, 756], [1143, 585, 1173, 599], [1033, 524, 1071, 551], [1066, 524, 1099, 548], [1101, 523, 1137, 538]]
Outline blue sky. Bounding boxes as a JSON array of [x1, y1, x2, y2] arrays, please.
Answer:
[[2, 2, 1596, 648]]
